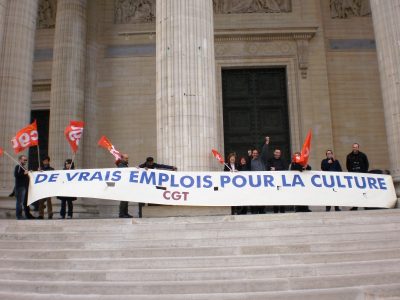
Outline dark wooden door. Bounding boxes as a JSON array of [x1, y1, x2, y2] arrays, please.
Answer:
[[222, 68, 291, 162]]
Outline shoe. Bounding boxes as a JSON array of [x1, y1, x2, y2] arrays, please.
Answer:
[[119, 214, 133, 218], [48, 214, 53, 219], [26, 214, 36, 219], [37, 216, 44, 220], [305, 209, 312, 212], [335, 208, 341, 211], [16, 216, 24, 220], [350, 207, 358, 211]]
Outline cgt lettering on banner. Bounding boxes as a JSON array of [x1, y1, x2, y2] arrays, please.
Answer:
[[163, 190, 190, 201]]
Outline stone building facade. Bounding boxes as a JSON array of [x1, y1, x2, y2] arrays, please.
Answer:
[[0, 0, 399, 213]]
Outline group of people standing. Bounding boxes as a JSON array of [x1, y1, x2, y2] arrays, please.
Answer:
[[13, 154, 178, 220], [13, 137, 377, 220], [14, 155, 77, 220], [224, 137, 374, 215]]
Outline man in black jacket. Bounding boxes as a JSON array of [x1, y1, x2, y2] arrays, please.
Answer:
[[346, 143, 369, 210], [14, 155, 35, 220], [267, 148, 288, 213], [118, 154, 133, 218], [139, 157, 177, 170]]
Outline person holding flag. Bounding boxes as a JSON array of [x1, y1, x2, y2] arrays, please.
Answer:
[[14, 155, 35, 220], [117, 154, 133, 218], [10, 121, 41, 219], [321, 149, 342, 212]]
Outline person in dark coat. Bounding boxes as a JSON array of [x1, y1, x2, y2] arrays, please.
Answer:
[[267, 147, 288, 214], [346, 143, 369, 210], [58, 159, 77, 219], [117, 154, 133, 218], [321, 150, 342, 212], [139, 157, 177, 170], [238, 156, 249, 171], [248, 137, 270, 214], [14, 155, 35, 220], [38, 156, 54, 219]]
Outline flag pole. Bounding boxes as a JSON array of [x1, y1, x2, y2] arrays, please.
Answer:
[[223, 162, 232, 171], [36, 145, 41, 170], [3, 151, 28, 172], [69, 153, 76, 170]]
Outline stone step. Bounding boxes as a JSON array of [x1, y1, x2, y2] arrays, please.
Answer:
[[1, 283, 400, 300], [1, 209, 399, 231], [0, 229, 398, 250], [0, 259, 399, 282], [1, 238, 400, 259], [1, 248, 399, 270], [2, 221, 400, 241], [0, 272, 400, 295]]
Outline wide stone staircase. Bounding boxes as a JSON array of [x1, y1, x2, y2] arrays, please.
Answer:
[[0, 209, 400, 299]]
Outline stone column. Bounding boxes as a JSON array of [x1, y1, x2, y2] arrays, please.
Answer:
[[49, 0, 87, 169], [0, 0, 38, 196], [0, 0, 8, 46], [156, 0, 220, 171], [370, 1, 400, 199]]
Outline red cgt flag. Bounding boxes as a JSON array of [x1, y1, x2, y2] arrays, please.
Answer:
[[211, 149, 225, 165], [98, 136, 121, 160], [0, 147, 3, 156], [11, 121, 39, 154], [65, 121, 84, 153], [294, 130, 312, 167]]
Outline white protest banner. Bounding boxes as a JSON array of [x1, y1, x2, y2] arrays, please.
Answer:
[[28, 168, 397, 208]]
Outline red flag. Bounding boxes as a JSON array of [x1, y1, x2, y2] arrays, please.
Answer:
[[98, 136, 121, 160], [211, 149, 225, 165], [11, 121, 39, 154], [0, 147, 3, 156], [294, 130, 312, 167], [64, 121, 84, 153]]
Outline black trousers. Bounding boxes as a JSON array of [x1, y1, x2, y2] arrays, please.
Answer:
[[273, 206, 285, 213]]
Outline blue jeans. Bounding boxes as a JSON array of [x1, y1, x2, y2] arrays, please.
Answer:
[[15, 186, 30, 219]]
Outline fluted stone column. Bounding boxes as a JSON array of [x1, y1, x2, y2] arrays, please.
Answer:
[[49, 0, 87, 169], [0, 0, 8, 46], [0, 0, 38, 196], [370, 1, 400, 200], [156, 0, 220, 171]]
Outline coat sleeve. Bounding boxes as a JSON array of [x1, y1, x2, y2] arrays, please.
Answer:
[[154, 163, 175, 170], [336, 160, 343, 172], [260, 143, 269, 165], [346, 155, 351, 172]]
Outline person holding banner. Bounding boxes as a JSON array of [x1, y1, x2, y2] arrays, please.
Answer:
[[118, 154, 133, 218], [37, 156, 54, 219], [249, 137, 270, 214], [290, 152, 312, 213], [14, 155, 35, 220], [57, 159, 77, 219], [139, 157, 177, 171], [321, 150, 342, 212], [346, 143, 369, 210], [267, 148, 288, 214], [224, 153, 246, 215]]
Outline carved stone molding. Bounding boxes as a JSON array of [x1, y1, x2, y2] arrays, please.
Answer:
[[213, 0, 291, 14], [215, 27, 317, 79], [330, 0, 371, 19], [114, 0, 155, 24], [37, 0, 57, 29]]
